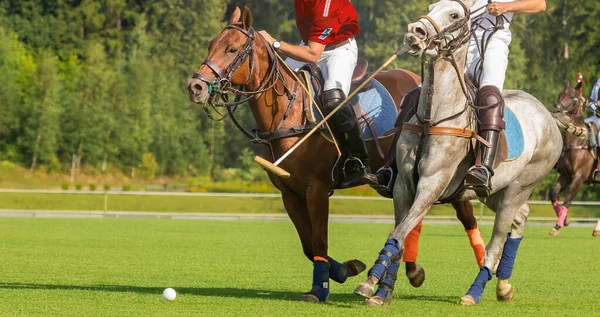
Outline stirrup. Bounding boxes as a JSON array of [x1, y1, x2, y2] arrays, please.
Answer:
[[593, 170, 600, 182], [464, 166, 492, 197], [364, 167, 393, 189]]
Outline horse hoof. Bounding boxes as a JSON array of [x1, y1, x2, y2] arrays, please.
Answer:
[[593, 229, 600, 237], [345, 259, 367, 277], [301, 293, 322, 303], [460, 295, 477, 306], [549, 228, 560, 236], [363, 296, 387, 306], [496, 284, 514, 302], [406, 263, 425, 288], [353, 281, 374, 298]]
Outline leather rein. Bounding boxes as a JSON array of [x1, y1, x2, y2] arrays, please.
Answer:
[[404, 0, 489, 147], [191, 24, 318, 145]]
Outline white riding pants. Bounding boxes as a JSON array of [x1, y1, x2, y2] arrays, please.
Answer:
[[285, 37, 358, 96], [465, 29, 512, 92]]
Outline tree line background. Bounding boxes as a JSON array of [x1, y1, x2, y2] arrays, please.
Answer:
[[0, 0, 598, 192]]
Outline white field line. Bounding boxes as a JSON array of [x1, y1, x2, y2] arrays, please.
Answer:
[[1, 189, 600, 206]]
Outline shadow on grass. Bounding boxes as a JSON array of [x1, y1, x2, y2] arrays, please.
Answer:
[[0, 282, 459, 306]]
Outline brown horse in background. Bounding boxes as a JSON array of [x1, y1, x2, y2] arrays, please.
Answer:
[[550, 81, 598, 236], [186, 6, 482, 302]]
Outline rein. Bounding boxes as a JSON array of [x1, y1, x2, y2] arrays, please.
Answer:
[[191, 24, 319, 146], [405, 0, 487, 146]]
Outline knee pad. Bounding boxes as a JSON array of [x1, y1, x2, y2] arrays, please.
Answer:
[[477, 85, 505, 131]]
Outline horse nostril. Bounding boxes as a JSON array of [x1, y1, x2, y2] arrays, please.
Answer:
[[193, 83, 203, 93], [415, 26, 427, 38]]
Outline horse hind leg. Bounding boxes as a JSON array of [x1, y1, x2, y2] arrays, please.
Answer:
[[454, 200, 485, 268], [496, 203, 529, 302], [404, 220, 425, 288]]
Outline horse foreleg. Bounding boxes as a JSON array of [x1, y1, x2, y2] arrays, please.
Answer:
[[454, 200, 485, 268], [300, 180, 334, 302], [551, 175, 584, 236], [281, 188, 314, 260]]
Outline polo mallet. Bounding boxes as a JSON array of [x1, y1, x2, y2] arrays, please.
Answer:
[[254, 46, 410, 178]]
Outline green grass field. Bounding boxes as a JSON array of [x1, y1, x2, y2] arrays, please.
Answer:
[[0, 218, 598, 316], [3, 192, 600, 218]]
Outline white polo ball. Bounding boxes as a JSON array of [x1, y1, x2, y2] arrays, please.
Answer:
[[162, 288, 176, 301]]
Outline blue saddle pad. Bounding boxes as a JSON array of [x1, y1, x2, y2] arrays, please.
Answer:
[[503, 106, 524, 160], [312, 79, 397, 141]]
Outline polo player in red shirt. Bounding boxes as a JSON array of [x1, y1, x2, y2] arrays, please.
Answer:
[[259, 0, 369, 189], [259, 0, 366, 302]]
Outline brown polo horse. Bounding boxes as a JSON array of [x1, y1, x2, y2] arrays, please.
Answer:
[[550, 81, 597, 236], [187, 6, 481, 302]]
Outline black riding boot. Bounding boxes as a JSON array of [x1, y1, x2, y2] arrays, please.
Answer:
[[322, 89, 370, 188], [464, 85, 505, 197]]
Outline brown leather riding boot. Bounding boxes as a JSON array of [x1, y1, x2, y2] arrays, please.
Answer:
[[363, 87, 421, 197], [464, 85, 505, 197]]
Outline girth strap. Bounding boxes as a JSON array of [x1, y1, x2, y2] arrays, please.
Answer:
[[403, 122, 491, 148]]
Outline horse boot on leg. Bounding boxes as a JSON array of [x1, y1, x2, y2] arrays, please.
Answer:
[[465, 85, 505, 197], [302, 256, 330, 302], [322, 89, 370, 188], [363, 87, 421, 196]]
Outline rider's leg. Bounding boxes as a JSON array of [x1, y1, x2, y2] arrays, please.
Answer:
[[319, 39, 369, 187], [464, 35, 510, 197], [363, 87, 421, 194], [321, 89, 370, 187]]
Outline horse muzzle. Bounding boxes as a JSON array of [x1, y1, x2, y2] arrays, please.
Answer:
[[187, 77, 210, 104]]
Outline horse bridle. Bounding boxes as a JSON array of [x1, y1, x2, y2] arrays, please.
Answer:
[[419, 0, 473, 57], [190, 23, 302, 145]]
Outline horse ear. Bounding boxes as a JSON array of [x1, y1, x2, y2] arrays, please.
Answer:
[[575, 81, 583, 91], [229, 6, 241, 24], [241, 6, 253, 30]]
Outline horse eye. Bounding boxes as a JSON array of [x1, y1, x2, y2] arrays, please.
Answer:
[[450, 13, 459, 19], [227, 47, 238, 54]]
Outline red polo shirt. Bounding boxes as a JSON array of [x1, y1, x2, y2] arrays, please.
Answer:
[[294, 0, 360, 45]]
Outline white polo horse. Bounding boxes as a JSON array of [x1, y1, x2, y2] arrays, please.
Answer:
[[353, 0, 562, 306]]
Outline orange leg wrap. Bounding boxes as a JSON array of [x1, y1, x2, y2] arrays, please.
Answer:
[[465, 225, 485, 268], [402, 220, 423, 263]]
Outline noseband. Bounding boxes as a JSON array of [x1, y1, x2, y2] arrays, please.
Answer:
[[192, 24, 255, 101], [419, 0, 472, 56]]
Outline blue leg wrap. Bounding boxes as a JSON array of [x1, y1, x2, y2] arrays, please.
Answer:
[[327, 256, 348, 284], [496, 233, 523, 280], [373, 263, 400, 299], [465, 266, 493, 304], [368, 239, 400, 280], [310, 260, 330, 301]]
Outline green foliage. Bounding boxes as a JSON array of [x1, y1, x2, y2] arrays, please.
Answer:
[[0, 0, 598, 197], [61, 183, 69, 190], [103, 184, 111, 192], [75, 184, 83, 191], [89, 184, 97, 191], [122, 185, 131, 192]]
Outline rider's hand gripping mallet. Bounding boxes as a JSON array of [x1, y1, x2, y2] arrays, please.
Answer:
[[254, 46, 409, 178]]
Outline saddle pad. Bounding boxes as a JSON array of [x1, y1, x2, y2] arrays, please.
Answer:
[[312, 79, 398, 141], [504, 105, 524, 160]]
